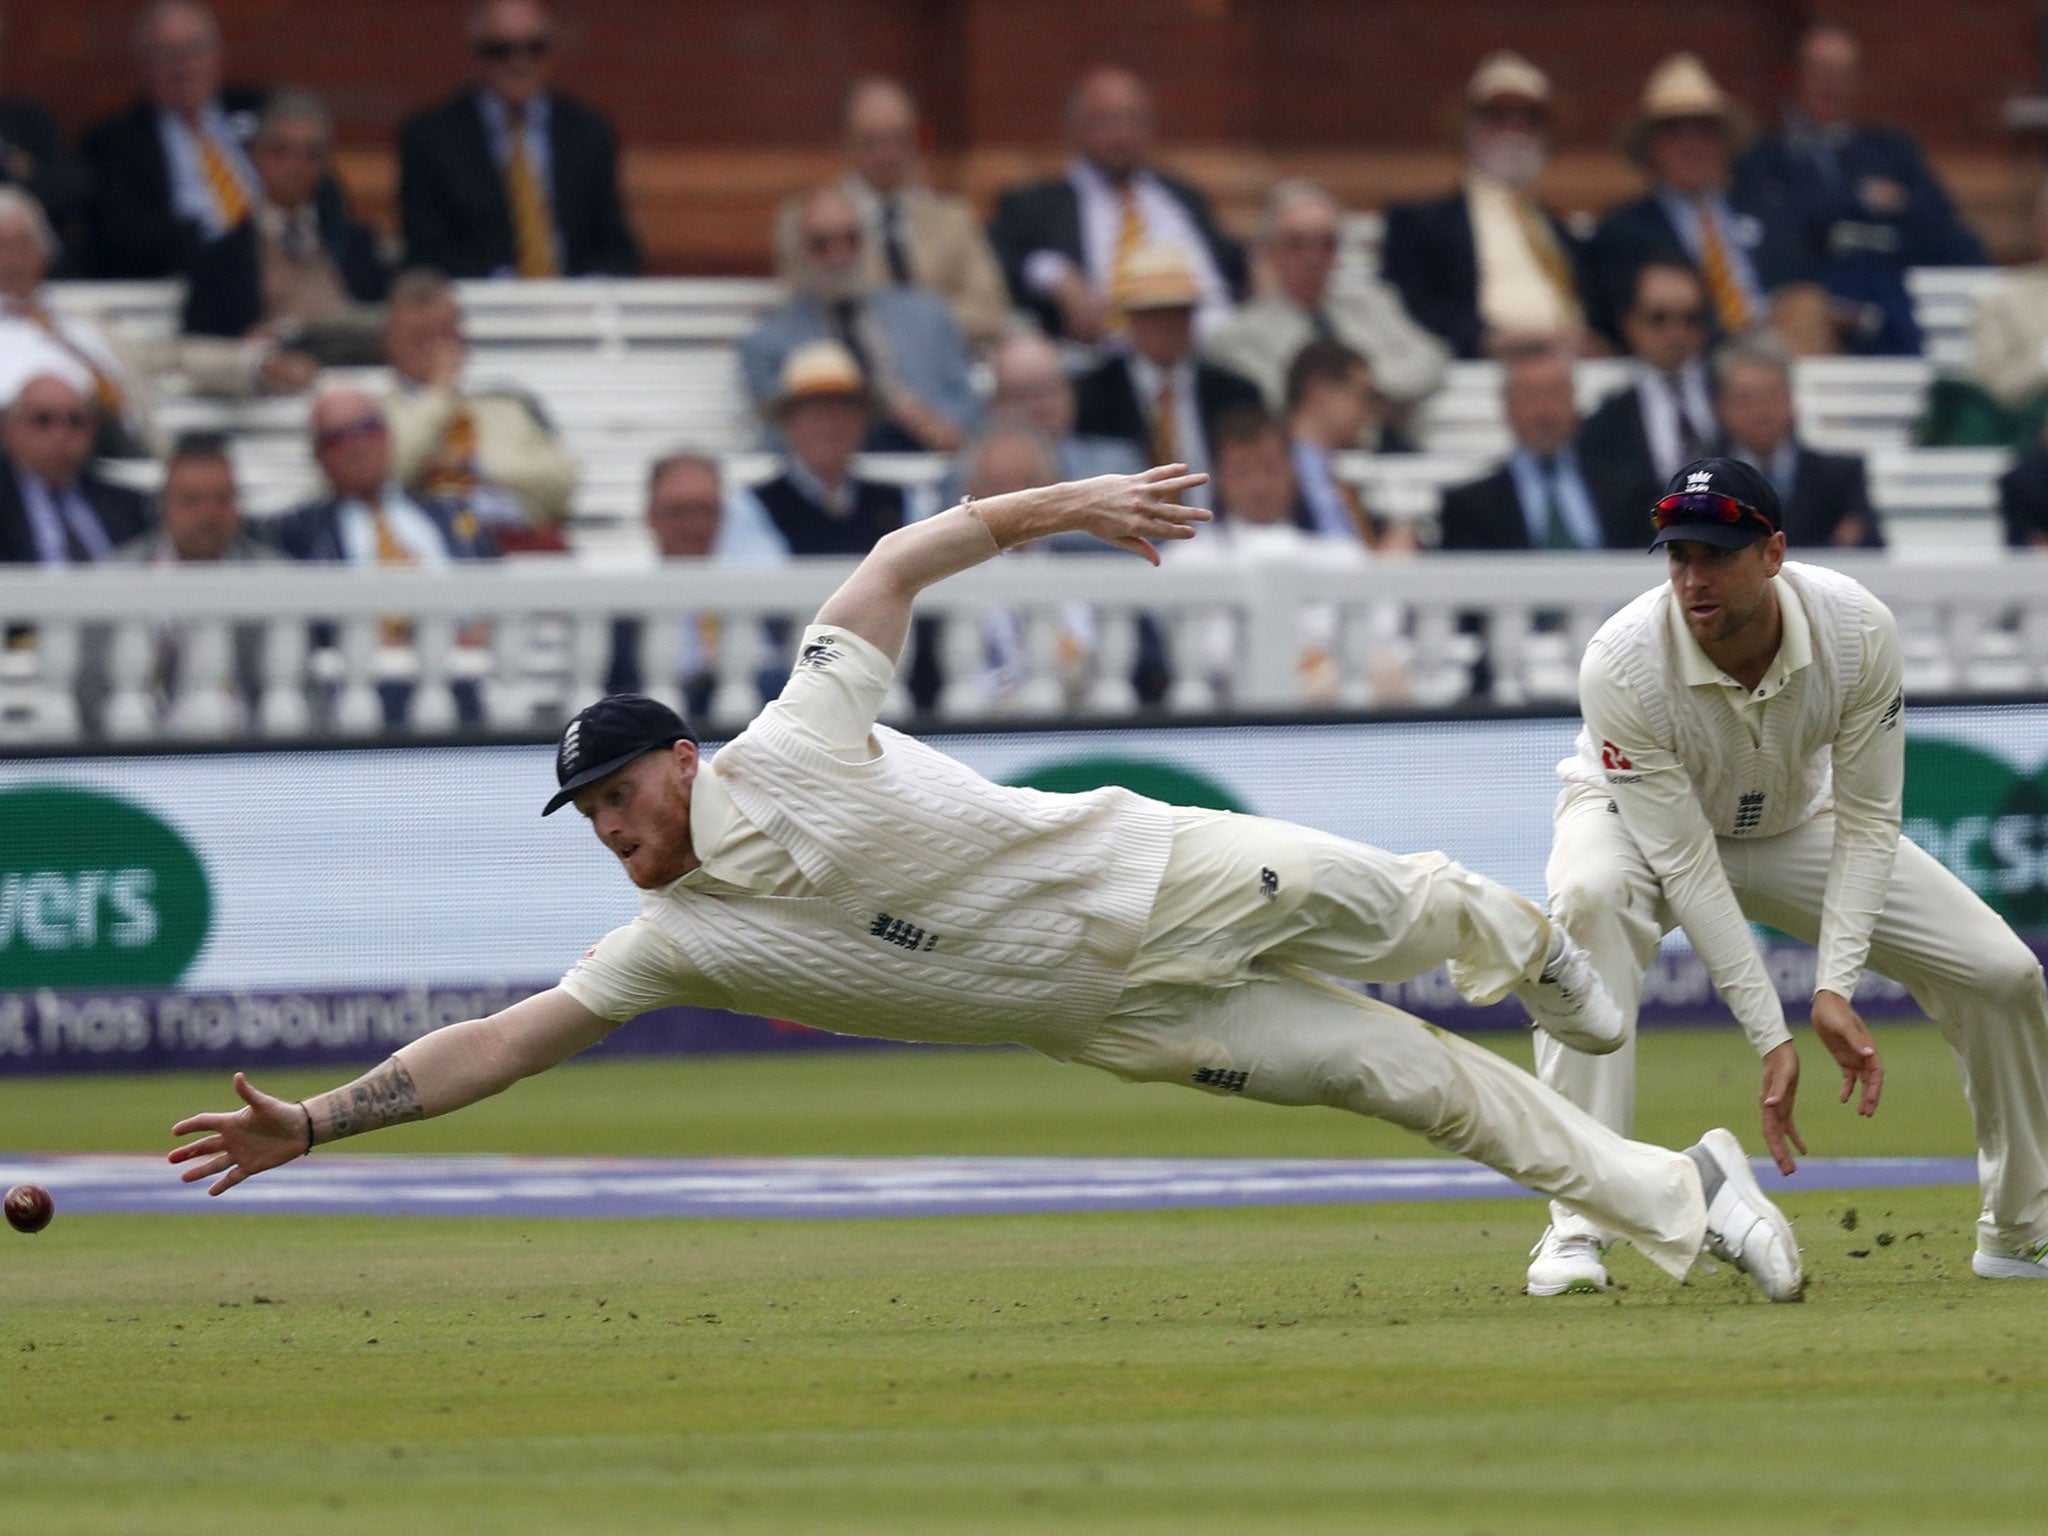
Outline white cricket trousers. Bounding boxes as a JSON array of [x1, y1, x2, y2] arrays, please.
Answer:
[[1540, 784, 2048, 1255], [1068, 810, 1710, 1278]]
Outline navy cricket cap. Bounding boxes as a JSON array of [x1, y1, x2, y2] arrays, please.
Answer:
[[1648, 457, 1783, 551], [543, 695, 696, 816]]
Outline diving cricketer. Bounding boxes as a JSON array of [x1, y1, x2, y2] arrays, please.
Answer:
[[1525, 456, 2048, 1297], [170, 464, 1801, 1301]]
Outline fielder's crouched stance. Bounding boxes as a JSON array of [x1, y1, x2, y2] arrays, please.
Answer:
[[170, 465, 1801, 1302], [1526, 458, 2048, 1298]]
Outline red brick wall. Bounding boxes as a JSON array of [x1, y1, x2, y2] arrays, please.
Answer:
[[11, 0, 2037, 149], [8, 1, 2040, 269]]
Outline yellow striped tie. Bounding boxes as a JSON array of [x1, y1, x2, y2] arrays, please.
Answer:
[[504, 111, 559, 279], [1696, 201, 1753, 333], [372, 498, 417, 645], [196, 132, 250, 227], [1511, 196, 1582, 327], [1110, 187, 1143, 306]]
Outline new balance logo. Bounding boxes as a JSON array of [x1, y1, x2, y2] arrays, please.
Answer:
[[1259, 867, 1279, 901], [1600, 741, 1633, 771], [1734, 789, 1766, 834], [1881, 691, 1903, 731], [869, 912, 940, 952], [1192, 1067, 1250, 1093], [798, 635, 844, 671]]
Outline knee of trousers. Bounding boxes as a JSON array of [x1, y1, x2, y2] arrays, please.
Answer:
[[1313, 1041, 1463, 1142], [1969, 936, 2048, 1013], [1549, 863, 1637, 941]]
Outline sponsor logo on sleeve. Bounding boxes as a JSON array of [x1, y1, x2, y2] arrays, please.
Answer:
[[797, 635, 844, 672], [1599, 741, 1642, 783], [1881, 692, 1904, 732]]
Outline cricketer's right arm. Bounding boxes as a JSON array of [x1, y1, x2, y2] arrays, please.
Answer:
[[167, 986, 614, 1195]]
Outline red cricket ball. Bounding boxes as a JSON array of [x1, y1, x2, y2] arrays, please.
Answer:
[[4, 1183, 54, 1234]]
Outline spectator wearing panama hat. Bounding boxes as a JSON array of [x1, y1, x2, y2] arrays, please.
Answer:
[[1070, 246, 1262, 510], [743, 340, 908, 558], [1589, 53, 1819, 351], [1380, 50, 1598, 361]]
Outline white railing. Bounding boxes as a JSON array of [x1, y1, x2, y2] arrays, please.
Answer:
[[6, 552, 2048, 747]]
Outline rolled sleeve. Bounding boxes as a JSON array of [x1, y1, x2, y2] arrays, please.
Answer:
[[558, 918, 699, 1025], [1581, 643, 1791, 1055], [755, 624, 898, 757]]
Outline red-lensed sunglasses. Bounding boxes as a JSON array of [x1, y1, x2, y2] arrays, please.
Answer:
[[1651, 491, 1773, 534]]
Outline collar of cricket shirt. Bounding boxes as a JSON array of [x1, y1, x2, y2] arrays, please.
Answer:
[[1670, 574, 1814, 703]]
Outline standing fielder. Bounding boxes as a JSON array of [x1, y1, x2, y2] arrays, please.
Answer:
[[1524, 457, 2048, 1297], [170, 465, 1801, 1302]]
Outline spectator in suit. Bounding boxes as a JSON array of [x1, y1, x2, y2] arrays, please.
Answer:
[[989, 332, 1143, 484], [1286, 340, 1417, 550], [605, 451, 788, 716], [179, 88, 387, 399], [84, 0, 264, 279], [1166, 404, 1402, 706], [399, 0, 638, 279], [1380, 51, 1596, 361], [381, 267, 577, 548], [1738, 21, 1985, 356], [1576, 260, 1723, 543], [1206, 178, 1448, 419], [0, 188, 154, 459], [84, 433, 284, 735], [274, 386, 494, 727], [775, 78, 1010, 354], [0, 371, 153, 566], [742, 183, 980, 453], [1997, 451, 2048, 549], [274, 387, 495, 567], [1591, 53, 1817, 352], [987, 64, 1244, 343], [1438, 347, 1604, 551], [1071, 246, 1262, 510], [0, 13, 92, 254], [742, 341, 908, 557], [1714, 334, 1881, 549]]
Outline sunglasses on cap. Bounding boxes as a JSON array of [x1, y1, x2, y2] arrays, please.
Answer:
[[475, 36, 551, 61], [1651, 492, 1775, 536]]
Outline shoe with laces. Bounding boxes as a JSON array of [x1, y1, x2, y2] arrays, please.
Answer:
[[1972, 1238, 2048, 1279], [1516, 931, 1626, 1055], [1526, 1225, 1609, 1296], [1693, 1127, 1803, 1302]]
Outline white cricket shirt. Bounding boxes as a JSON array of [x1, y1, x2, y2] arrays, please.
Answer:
[[1562, 563, 1905, 1054]]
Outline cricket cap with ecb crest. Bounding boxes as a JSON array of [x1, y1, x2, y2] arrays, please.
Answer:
[[1648, 456, 1783, 552], [543, 695, 696, 815]]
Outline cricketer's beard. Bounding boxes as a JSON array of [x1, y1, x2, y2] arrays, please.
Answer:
[[1469, 131, 1548, 190]]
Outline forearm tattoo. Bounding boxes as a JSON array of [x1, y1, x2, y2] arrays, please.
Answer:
[[309, 1056, 424, 1146]]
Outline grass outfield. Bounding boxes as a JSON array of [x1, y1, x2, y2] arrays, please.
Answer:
[[3, 1025, 2042, 1535]]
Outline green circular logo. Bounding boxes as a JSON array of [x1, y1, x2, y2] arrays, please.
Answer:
[[1008, 755, 1248, 812], [1901, 739, 2048, 928], [0, 786, 212, 988]]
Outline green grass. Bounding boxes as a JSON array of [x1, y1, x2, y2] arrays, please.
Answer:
[[0, 1024, 2035, 1535]]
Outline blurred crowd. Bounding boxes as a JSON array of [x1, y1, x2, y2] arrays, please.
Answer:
[[5, 0, 2048, 725]]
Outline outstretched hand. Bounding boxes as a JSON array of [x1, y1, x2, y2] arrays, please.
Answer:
[[1758, 1040, 1807, 1176], [1070, 464, 1211, 564], [168, 1072, 311, 1196], [1811, 989, 1883, 1116]]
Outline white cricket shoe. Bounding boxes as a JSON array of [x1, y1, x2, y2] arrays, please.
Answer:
[[1971, 1239, 2048, 1280], [1516, 931, 1626, 1055], [1693, 1127, 1804, 1302], [1526, 1225, 1609, 1296]]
